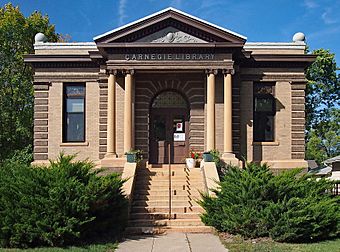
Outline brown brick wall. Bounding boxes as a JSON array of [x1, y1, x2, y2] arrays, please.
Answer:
[[291, 82, 306, 159], [33, 83, 50, 160], [239, 68, 307, 168], [98, 79, 108, 159]]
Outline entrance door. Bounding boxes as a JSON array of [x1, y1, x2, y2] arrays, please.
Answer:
[[149, 91, 189, 164]]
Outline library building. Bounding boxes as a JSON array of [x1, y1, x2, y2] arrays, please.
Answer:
[[25, 7, 315, 171]]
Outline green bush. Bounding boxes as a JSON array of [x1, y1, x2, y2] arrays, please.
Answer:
[[1, 145, 33, 165], [0, 154, 128, 248], [199, 162, 340, 242]]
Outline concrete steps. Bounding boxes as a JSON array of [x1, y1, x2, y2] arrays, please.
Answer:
[[126, 164, 209, 234], [125, 225, 212, 235], [130, 212, 200, 220], [132, 200, 200, 207], [133, 194, 201, 201], [134, 189, 201, 196], [131, 206, 204, 214], [128, 219, 203, 227]]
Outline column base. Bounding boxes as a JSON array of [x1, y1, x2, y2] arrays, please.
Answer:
[[221, 152, 240, 167], [100, 156, 127, 168], [104, 152, 118, 159]]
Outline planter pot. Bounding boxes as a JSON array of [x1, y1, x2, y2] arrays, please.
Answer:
[[203, 153, 213, 162], [186, 158, 195, 169], [126, 153, 136, 163], [195, 160, 200, 168]]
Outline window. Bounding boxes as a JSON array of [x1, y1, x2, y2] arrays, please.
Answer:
[[152, 91, 187, 108], [63, 84, 85, 142], [253, 82, 275, 142]]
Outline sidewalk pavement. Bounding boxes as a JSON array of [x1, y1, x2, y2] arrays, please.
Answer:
[[116, 233, 228, 252]]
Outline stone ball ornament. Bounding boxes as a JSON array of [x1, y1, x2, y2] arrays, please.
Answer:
[[35, 32, 47, 43], [166, 32, 175, 42], [292, 32, 305, 42]]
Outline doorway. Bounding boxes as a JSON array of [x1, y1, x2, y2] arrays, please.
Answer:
[[149, 91, 189, 164]]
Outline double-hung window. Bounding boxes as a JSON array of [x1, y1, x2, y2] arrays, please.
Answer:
[[63, 84, 85, 142], [253, 82, 276, 142]]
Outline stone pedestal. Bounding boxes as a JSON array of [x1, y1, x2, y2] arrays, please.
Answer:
[[221, 152, 240, 167]]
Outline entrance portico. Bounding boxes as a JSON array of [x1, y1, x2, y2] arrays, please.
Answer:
[[102, 68, 238, 165]]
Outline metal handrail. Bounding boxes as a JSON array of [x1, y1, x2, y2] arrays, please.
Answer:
[[168, 142, 171, 220]]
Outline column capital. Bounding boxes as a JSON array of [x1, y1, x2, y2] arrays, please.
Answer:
[[123, 69, 135, 76], [222, 69, 235, 75], [106, 69, 118, 75], [205, 69, 218, 75]]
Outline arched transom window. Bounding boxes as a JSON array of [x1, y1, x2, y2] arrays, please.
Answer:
[[151, 91, 187, 108]]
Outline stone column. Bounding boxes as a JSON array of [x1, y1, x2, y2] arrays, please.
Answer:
[[206, 69, 217, 151], [223, 70, 233, 154], [105, 70, 117, 158], [124, 70, 134, 153], [222, 69, 239, 165]]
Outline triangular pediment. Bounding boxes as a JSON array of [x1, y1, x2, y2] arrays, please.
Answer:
[[94, 7, 247, 45], [137, 26, 207, 43]]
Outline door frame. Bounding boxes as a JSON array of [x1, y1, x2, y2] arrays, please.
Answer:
[[149, 89, 190, 164]]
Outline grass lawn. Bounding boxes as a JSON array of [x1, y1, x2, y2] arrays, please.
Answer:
[[220, 234, 340, 252], [0, 242, 118, 252]]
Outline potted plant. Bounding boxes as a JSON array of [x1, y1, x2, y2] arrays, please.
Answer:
[[203, 151, 214, 162], [186, 149, 200, 169], [125, 149, 143, 164]]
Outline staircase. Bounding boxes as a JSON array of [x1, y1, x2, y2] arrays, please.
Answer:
[[126, 164, 212, 234]]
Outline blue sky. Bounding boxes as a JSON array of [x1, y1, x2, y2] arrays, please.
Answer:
[[2, 0, 340, 64]]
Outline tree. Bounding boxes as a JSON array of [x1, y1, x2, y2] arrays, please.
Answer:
[[305, 49, 340, 164], [0, 3, 59, 161]]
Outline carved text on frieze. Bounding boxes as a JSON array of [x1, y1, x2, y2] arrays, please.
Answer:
[[124, 53, 215, 61]]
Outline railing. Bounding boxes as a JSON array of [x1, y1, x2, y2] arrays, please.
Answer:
[[168, 142, 172, 220], [332, 182, 340, 196]]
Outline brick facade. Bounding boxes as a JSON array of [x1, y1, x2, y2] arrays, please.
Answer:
[[26, 8, 315, 169]]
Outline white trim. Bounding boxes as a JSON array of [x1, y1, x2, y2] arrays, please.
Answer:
[[34, 42, 97, 50], [244, 42, 305, 50], [33, 41, 305, 51], [93, 7, 247, 41]]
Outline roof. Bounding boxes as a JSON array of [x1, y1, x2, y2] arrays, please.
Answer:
[[93, 7, 247, 43]]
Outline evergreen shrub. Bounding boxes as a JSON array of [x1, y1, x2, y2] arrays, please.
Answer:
[[0, 154, 128, 248], [199, 162, 340, 242]]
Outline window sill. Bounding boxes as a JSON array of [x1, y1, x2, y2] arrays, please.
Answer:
[[60, 141, 89, 147], [252, 141, 280, 146]]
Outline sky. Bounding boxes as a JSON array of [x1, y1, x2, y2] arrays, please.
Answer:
[[1, 0, 340, 64]]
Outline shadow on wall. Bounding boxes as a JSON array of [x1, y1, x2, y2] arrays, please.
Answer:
[[253, 144, 263, 163]]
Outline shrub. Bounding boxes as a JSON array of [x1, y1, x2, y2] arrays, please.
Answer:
[[199, 162, 340, 242], [208, 149, 225, 175], [1, 145, 33, 165], [0, 154, 128, 248]]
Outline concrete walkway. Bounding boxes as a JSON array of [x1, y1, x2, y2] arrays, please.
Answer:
[[116, 233, 228, 252]]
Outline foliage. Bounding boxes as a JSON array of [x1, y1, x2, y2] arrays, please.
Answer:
[[305, 49, 340, 164], [199, 162, 340, 242], [125, 149, 143, 164], [0, 3, 59, 161], [222, 235, 340, 252], [1, 144, 33, 165], [0, 154, 128, 248], [189, 149, 200, 160], [207, 149, 224, 174]]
